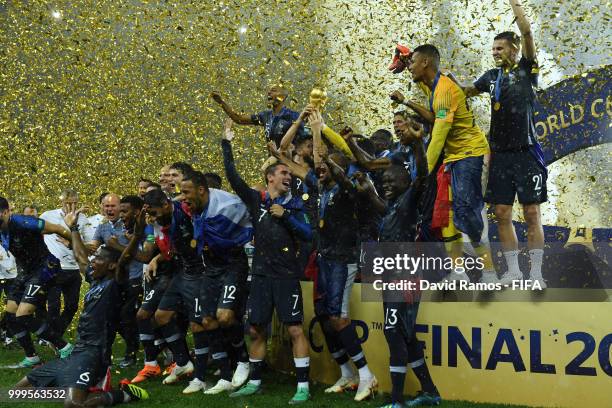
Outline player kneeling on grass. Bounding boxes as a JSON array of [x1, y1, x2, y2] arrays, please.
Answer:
[[14, 205, 148, 407]]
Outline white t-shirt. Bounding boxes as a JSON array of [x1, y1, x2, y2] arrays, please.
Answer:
[[82, 213, 105, 244], [40, 208, 88, 270], [0, 245, 17, 279]]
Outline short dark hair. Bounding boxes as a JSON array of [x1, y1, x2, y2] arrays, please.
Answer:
[[169, 162, 194, 177], [98, 192, 109, 204], [370, 129, 392, 142], [264, 163, 288, 184], [413, 44, 440, 69], [203, 172, 222, 189], [295, 135, 312, 147], [394, 110, 426, 124], [329, 152, 349, 172], [139, 178, 154, 185], [494, 31, 521, 49], [97, 245, 121, 263], [0, 197, 8, 211], [120, 195, 144, 210], [143, 188, 171, 207], [357, 138, 376, 156], [182, 170, 209, 190]]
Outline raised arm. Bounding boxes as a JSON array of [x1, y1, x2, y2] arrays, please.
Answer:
[[211, 92, 255, 125], [62, 207, 88, 271], [118, 210, 157, 267], [509, 0, 536, 61], [311, 109, 324, 170], [353, 172, 386, 216], [221, 119, 261, 209], [279, 105, 313, 153], [342, 131, 391, 171], [267, 141, 310, 180], [390, 90, 435, 124], [326, 156, 355, 194]]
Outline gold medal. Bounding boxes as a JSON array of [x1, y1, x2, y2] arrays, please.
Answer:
[[190, 239, 197, 248], [493, 102, 501, 111], [319, 219, 324, 228], [302, 193, 309, 201]]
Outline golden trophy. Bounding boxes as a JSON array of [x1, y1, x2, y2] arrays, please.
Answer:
[[309, 87, 328, 110]]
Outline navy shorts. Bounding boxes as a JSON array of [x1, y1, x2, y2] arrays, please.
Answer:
[[141, 274, 172, 313], [383, 301, 420, 339], [158, 272, 202, 323], [247, 276, 303, 326], [9, 275, 51, 307], [200, 271, 247, 319], [315, 257, 357, 317], [485, 150, 548, 205], [448, 155, 485, 243], [27, 345, 104, 390]]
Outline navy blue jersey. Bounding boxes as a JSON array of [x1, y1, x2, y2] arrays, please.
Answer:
[[251, 106, 307, 147], [0, 215, 60, 277], [379, 186, 420, 243], [223, 139, 312, 279], [163, 202, 205, 277], [318, 182, 359, 262], [474, 57, 539, 151], [76, 277, 120, 362]]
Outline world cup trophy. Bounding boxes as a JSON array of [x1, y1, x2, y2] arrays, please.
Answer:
[[309, 86, 328, 110], [305, 87, 327, 133]]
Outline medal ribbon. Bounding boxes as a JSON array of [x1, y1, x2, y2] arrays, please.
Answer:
[[494, 68, 503, 107], [428, 71, 442, 113]]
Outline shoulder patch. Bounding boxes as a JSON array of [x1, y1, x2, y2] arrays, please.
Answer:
[[436, 109, 448, 119]]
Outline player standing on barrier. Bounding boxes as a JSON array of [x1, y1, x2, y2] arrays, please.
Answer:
[[222, 118, 314, 404], [15, 205, 149, 407], [462, 0, 547, 287], [407, 44, 498, 284], [211, 84, 305, 148]]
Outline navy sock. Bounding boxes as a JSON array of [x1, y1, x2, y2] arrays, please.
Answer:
[[193, 331, 210, 381], [159, 321, 189, 366], [338, 323, 367, 369]]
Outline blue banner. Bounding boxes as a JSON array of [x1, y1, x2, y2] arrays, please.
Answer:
[[533, 65, 611, 164]]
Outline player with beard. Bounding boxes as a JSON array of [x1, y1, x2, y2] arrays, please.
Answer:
[[0, 196, 75, 367], [119, 201, 179, 384], [179, 170, 253, 394], [222, 119, 314, 404], [309, 110, 378, 402], [132, 189, 204, 393], [16, 205, 149, 407], [462, 0, 547, 287]]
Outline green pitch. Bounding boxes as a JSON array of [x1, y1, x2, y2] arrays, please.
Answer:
[[0, 344, 536, 408]]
